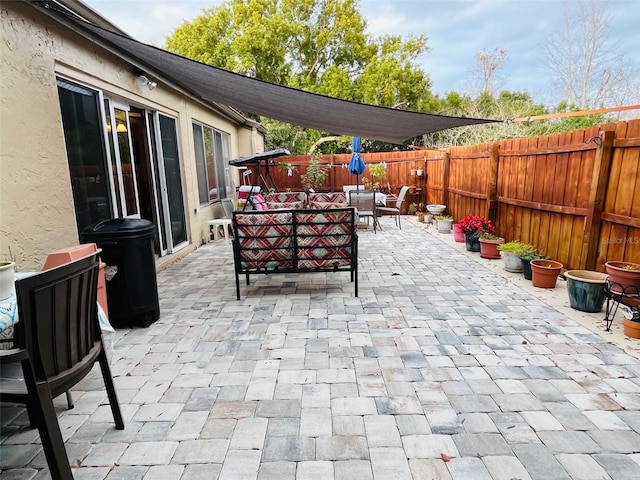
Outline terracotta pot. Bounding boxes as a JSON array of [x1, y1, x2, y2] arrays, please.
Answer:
[[623, 318, 640, 338], [479, 237, 504, 259], [564, 270, 608, 313], [604, 261, 640, 295], [531, 259, 563, 288], [465, 234, 480, 252], [452, 223, 465, 242]]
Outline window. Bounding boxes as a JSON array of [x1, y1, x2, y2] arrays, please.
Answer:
[[193, 123, 230, 204]]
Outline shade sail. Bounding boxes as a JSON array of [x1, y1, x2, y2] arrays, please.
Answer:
[[48, 8, 499, 145]]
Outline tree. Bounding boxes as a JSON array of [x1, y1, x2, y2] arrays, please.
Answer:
[[165, 0, 432, 153], [470, 47, 508, 96], [543, 0, 639, 109]]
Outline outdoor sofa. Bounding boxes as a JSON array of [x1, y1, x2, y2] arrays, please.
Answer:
[[231, 207, 358, 300]]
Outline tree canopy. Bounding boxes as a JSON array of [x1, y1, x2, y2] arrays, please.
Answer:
[[165, 0, 434, 153], [165, 0, 630, 152]]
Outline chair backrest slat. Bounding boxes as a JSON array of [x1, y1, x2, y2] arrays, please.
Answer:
[[15, 253, 100, 384]]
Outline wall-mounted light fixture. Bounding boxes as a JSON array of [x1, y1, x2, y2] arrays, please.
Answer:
[[135, 74, 157, 90]]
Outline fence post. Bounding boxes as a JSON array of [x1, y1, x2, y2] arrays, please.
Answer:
[[582, 130, 615, 270], [441, 152, 450, 207], [486, 143, 499, 222]]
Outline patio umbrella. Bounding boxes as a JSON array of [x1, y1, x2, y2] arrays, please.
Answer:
[[348, 136, 366, 187]]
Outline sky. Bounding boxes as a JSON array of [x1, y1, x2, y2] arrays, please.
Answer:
[[82, 0, 639, 106]]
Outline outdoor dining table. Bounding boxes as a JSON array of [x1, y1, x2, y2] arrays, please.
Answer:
[[0, 272, 113, 350], [342, 185, 387, 206]]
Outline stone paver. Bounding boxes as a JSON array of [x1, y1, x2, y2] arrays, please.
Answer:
[[2, 217, 639, 480]]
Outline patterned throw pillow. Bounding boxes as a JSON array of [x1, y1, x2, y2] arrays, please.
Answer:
[[250, 194, 268, 211]]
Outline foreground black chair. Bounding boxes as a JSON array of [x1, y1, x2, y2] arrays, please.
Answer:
[[0, 252, 124, 479]]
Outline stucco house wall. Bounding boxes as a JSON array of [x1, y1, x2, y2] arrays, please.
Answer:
[[0, 2, 264, 271]]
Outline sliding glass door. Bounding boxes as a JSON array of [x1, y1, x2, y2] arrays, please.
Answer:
[[57, 77, 188, 255]]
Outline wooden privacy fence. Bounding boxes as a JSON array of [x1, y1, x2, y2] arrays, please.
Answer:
[[248, 119, 640, 271]]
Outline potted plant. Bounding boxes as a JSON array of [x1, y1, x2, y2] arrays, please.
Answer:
[[300, 154, 329, 192], [520, 252, 549, 280], [498, 241, 535, 273], [478, 232, 504, 259], [367, 163, 386, 191], [530, 259, 563, 288], [458, 214, 495, 252], [452, 222, 465, 242], [604, 261, 640, 294], [564, 270, 609, 313], [436, 215, 454, 233], [0, 260, 16, 301], [622, 301, 640, 338]]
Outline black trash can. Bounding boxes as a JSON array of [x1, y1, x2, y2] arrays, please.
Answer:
[[82, 218, 159, 328]]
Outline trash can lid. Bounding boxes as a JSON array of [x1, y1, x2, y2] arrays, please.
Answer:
[[83, 218, 156, 239]]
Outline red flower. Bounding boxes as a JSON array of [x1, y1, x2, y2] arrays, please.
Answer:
[[458, 214, 495, 236]]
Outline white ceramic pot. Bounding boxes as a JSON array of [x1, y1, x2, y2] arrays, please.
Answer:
[[437, 219, 453, 232], [500, 251, 523, 273], [0, 261, 16, 300], [426, 204, 446, 215]]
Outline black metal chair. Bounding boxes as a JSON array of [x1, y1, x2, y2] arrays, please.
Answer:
[[0, 252, 124, 479]]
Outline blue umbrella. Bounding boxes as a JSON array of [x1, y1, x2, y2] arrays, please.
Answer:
[[348, 136, 366, 187]]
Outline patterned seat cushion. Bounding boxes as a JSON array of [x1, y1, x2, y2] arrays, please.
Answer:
[[235, 212, 294, 270], [308, 192, 347, 209]]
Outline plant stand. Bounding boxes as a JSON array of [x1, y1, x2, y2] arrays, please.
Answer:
[[603, 279, 640, 332]]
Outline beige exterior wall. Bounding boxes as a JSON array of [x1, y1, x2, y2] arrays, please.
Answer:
[[0, 3, 263, 271]]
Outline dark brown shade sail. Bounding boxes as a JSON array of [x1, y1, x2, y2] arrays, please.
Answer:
[[49, 7, 499, 144]]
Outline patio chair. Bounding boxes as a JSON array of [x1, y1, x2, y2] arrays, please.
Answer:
[[0, 252, 124, 479], [349, 189, 378, 233], [206, 198, 235, 243], [376, 185, 410, 229]]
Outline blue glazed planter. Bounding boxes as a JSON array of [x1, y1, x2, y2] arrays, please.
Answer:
[[565, 270, 608, 313], [464, 234, 480, 252]]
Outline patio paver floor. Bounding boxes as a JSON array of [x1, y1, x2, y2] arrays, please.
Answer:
[[2, 216, 639, 479]]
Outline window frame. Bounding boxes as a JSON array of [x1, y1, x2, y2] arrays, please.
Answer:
[[192, 122, 231, 205]]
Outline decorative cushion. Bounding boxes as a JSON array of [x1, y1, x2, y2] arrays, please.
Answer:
[[250, 193, 268, 211], [267, 201, 305, 210]]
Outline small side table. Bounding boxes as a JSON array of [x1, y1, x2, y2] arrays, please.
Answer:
[[603, 280, 640, 331], [206, 219, 233, 243]]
